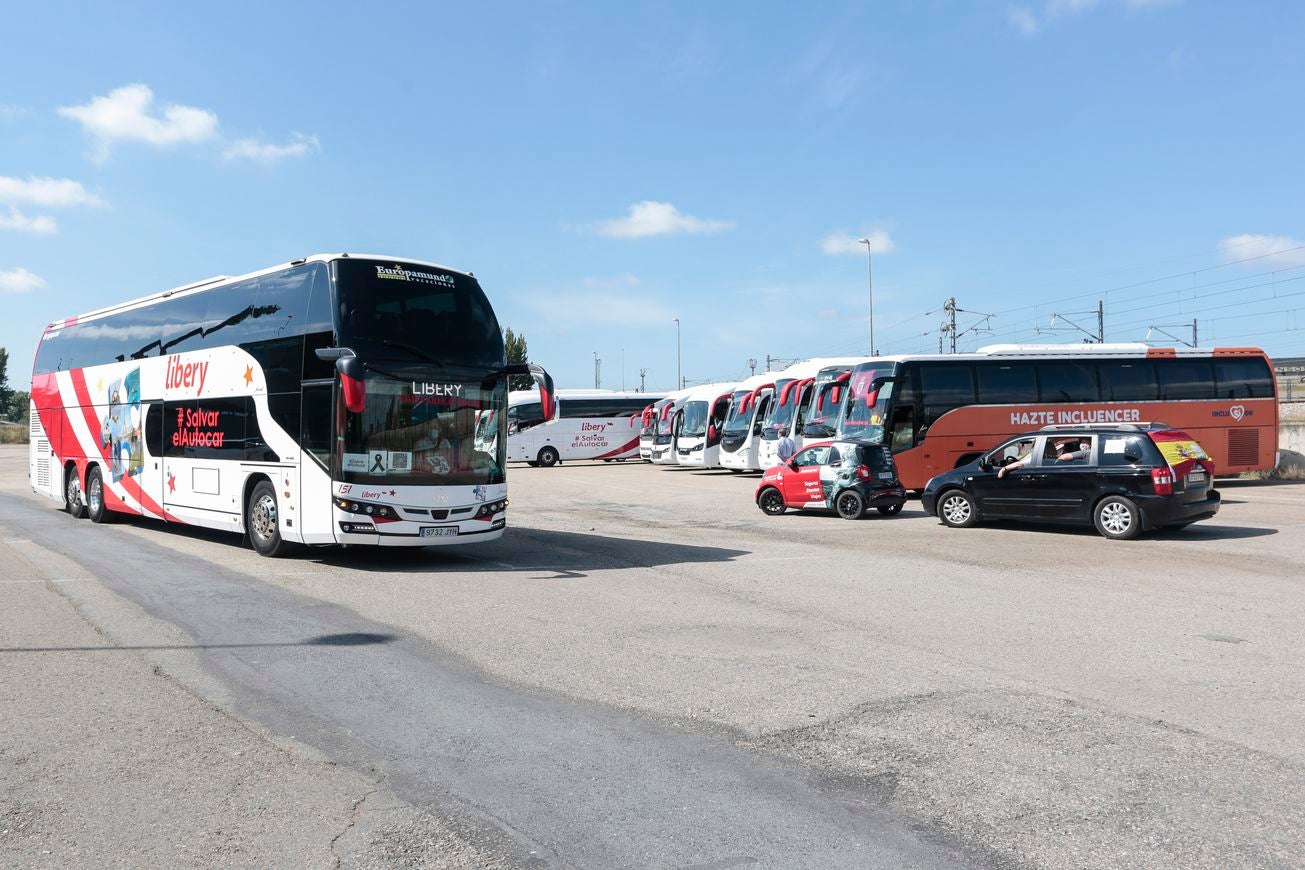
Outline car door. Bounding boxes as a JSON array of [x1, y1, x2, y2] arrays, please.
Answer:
[[782, 445, 829, 507], [968, 437, 1042, 518], [1027, 435, 1098, 521]]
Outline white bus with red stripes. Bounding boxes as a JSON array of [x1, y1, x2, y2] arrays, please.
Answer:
[[717, 373, 780, 472], [755, 357, 873, 471], [29, 254, 554, 556], [669, 382, 740, 468], [506, 389, 663, 466], [650, 387, 695, 465]]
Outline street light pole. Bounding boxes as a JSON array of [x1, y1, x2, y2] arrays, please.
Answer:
[[857, 238, 875, 355], [673, 318, 681, 390]]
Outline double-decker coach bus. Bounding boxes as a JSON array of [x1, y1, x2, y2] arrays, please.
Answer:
[[507, 389, 664, 466], [29, 254, 554, 556], [836, 343, 1277, 490]]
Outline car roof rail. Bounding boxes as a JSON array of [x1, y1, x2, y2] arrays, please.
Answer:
[[1036, 422, 1168, 432]]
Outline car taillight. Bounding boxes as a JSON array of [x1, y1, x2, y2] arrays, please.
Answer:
[[855, 464, 872, 481], [1151, 467, 1174, 495]]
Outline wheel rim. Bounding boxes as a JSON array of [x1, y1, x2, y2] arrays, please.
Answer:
[[837, 493, 860, 517], [1099, 501, 1132, 535], [761, 491, 783, 514], [87, 474, 102, 514], [250, 493, 278, 541], [66, 474, 81, 509], [941, 493, 971, 525], [541, 449, 557, 464]]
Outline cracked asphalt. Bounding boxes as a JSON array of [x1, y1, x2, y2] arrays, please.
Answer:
[[2, 446, 1304, 868]]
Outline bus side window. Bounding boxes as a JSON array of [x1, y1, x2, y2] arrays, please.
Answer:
[[889, 405, 916, 452]]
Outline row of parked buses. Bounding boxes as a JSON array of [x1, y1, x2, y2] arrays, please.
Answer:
[[509, 343, 1278, 493]]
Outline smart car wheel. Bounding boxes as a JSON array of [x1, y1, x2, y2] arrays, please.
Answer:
[[937, 490, 977, 528], [877, 502, 904, 516], [65, 466, 87, 519], [835, 490, 865, 520], [1094, 495, 1141, 540], [537, 446, 560, 468], [758, 487, 786, 515]]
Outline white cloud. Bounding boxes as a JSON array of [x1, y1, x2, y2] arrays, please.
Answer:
[[58, 84, 219, 161], [223, 133, 321, 163], [592, 201, 734, 239], [1008, 0, 1177, 35], [0, 266, 47, 294], [1220, 234, 1305, 268], [0, 208, 57, 234], [1007, 6, 1040, 34], [0, 175, 105, 208], [820, 230, 895, 256]]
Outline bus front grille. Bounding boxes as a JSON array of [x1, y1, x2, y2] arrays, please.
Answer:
[[1228, 427, 1259, 466]]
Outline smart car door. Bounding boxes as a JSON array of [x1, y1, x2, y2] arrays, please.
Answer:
[[783, 445, 828, 507]]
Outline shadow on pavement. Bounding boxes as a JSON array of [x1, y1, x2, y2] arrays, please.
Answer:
[[0, 631, 397, 654]]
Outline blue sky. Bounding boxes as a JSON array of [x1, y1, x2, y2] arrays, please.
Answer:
[[2, 1, 1304, 392]]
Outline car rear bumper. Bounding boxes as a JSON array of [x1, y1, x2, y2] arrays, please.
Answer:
[[868, 486, 908, 509], [1137, 489, 1221, 528]]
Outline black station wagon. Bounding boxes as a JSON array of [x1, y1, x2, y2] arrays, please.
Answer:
[[920, 424, 1221, 539]]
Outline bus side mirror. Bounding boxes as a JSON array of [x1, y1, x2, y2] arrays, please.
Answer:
[[708, 424, 717, 440], [502, 363, 558, 423], [333, 352, 366, 414]]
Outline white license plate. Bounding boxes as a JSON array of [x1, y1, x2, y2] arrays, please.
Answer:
[[1188, 471, 1206, 483], [420, 526, 458, 538], [877, 471, 895, 479]]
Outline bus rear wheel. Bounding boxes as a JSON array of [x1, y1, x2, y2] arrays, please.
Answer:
[[246, 480, 287, 557], [537, 446, 560, 468], [65, 466, 87, 519], [86, 466, 116, 524]]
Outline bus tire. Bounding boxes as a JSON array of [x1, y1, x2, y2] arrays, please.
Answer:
[[835, 489, 865, 520], [937, 489, 978, 528], [246, 480, 287, 557], [537, 446, 560, 468], [757, 487, 786, 515], [85, 465, 117, 524], [1093, 495, 1141, 541], [65, 464, 87, 519]]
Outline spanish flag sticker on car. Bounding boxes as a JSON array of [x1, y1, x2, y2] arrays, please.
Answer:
[[1150, 430, 1210, 477]]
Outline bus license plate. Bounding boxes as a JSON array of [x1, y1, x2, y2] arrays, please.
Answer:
[[420, 526, 458, 538]]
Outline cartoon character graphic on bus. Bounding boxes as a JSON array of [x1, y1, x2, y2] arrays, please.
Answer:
[[101, 368, 143, 482]]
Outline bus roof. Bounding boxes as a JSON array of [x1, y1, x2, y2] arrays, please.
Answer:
[[844, 343, 1268, 365], [508, 389, 664, 404], [679, 382, 740, 402], [772, 356, 875, 380], [45, 253, 473, 330]]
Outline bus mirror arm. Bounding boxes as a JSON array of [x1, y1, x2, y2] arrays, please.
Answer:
[[315, 346, 357, 362]]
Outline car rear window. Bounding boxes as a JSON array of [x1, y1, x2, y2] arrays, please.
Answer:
[[1147, 430, 1211, 470], [850, 445, 893, 471]]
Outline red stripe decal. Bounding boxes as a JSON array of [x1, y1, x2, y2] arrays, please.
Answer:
[[592, 435, 641, 460], [68, 369, 182, 523]]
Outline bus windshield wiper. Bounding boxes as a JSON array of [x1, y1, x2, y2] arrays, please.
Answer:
[[376, 338, 445, 368]]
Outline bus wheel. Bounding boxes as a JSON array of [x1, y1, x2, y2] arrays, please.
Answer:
[[86, 466, 115, 524], [835, 490, 865, 520], [65, 466, 87, 519], [537, 446, 560, 468], [758, 487, 786, 515], [246, 480, 287, 557]]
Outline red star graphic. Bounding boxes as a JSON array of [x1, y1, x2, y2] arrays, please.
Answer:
[[243, 365, 254, 386], [388, 489, 397, 497], [167, 471, 176, 493]]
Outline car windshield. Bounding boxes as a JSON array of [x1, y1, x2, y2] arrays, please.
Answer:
[[680, 401, 709, 437]]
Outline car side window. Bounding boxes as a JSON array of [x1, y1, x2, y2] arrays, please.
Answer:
[[1045, 435, 1094, 466], [826, 446, 842, 467], [989, 438, 1035, 466], [793, 446, 828, 468], [1100, 435, 1145, 466]]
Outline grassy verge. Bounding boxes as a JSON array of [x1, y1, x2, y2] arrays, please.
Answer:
[[0, 425, 29, 445]]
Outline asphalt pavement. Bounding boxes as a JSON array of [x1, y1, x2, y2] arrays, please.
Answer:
[[2, 445, 1304, 869]]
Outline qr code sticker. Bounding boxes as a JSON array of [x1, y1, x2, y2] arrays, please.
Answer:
[[389, 451, 411, 471]]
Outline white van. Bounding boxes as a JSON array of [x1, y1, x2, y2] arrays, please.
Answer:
[[508, 389, 664, 467]]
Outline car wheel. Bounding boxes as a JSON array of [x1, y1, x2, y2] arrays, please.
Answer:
[[65, 466, 87, 519], [937, 490, 978, 528], [537, 446, 560, 468], [758, 487, 786, 515], [1094, 495, 1141, 540], [877, 502, 904, 516], [246, 480, 287, 557], [835, 490, 865, 520], [86, 466, 117, 524]]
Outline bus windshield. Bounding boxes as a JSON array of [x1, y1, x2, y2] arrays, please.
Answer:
[[763, 379, 799, 439], [335, 258, 505, 370], [722, 390, 752, 433], [340, 373, 506, 485], [681, 401, 709, 437], [842, 379, 895, 444]]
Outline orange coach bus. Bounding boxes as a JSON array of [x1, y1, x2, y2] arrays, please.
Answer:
[[836, 344, 1277, 490]]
